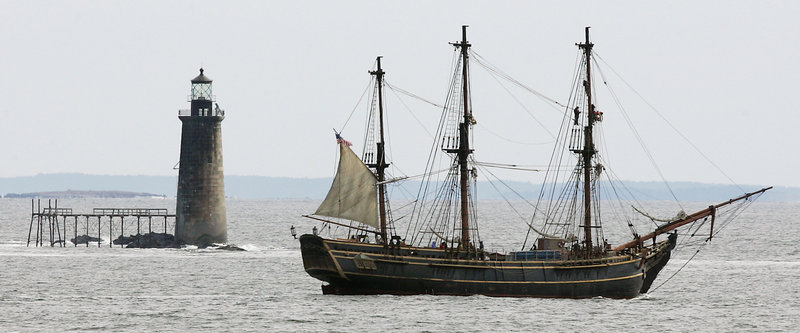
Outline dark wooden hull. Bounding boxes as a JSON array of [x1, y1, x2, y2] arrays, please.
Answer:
[[300, 233, 677, 299]]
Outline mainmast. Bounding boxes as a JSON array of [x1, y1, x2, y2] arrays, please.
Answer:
[[456, 25, 472, 247], [369, 56, 389, 243], [577, 27, 596, 252]]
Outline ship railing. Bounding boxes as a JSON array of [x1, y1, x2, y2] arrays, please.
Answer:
[[508, 250, 563, 261]]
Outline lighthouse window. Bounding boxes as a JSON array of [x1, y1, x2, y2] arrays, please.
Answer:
[[191, 82, 213, 100]]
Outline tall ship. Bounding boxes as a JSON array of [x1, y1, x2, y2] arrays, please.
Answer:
[[299, 26, 770, 298]]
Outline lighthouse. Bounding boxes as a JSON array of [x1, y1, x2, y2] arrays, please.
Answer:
[[175, 68, 227, 246]]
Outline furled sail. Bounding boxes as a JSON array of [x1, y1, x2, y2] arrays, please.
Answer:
[[314, 142, 379, 228]]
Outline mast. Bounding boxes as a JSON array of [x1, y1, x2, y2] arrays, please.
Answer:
[[578, 27, 595, 252], [456, 25, 472, 247], [369, 56, 389, 243]]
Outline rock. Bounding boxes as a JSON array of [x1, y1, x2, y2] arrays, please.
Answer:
[[112, 235, 137, 245], [71, 235, 103, 244], [108, 233, 245, 250], [112, 232, 178, 248], [209, 244, 246, 251]]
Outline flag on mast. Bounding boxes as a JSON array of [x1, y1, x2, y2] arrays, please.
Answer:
[[335, 133, 352, 147]]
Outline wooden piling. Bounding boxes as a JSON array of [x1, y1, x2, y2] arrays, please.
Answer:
[[48, 200, 53, 247], [27, 199, 34, 247], [136, 216, 141, 247]]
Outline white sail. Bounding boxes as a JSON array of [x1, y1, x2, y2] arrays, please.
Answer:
[[314, 142, 379, 228]]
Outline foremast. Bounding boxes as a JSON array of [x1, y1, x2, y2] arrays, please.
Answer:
[[368, 56, 390, 243], [455, 25, 473, 247], [577, 27, 596, 253]]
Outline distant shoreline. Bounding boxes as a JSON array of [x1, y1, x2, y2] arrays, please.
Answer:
[[3, 190, 166, 199], [0, 173, 794, 201]]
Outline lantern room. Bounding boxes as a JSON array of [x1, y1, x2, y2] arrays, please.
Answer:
[[191, 68, 213, 101], [184, 68, 222, 117]]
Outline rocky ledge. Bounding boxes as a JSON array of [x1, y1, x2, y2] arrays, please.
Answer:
[[113, 232, 178, 248], [111, 233, 245, 250]]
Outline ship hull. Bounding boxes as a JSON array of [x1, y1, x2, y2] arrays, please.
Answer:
[[300, 234, 677, 299]]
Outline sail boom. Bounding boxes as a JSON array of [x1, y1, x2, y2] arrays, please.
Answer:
[[303, 215, 380, 235]]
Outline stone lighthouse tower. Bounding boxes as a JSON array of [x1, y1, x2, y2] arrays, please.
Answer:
[[175, 68, 227, 246]]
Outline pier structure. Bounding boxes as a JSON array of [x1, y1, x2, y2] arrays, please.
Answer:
[[26, 199, 176, 247], [175, 68, 227, 246]]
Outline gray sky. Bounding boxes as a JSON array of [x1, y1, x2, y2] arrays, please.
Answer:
[[0, 1, 797, 187]]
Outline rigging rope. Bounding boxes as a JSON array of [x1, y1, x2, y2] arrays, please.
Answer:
[[594, 171, 641, 235], [376, 168, 451, 185], [385, 81, 445, 109], [648, 248, 701, 294], [592, 56, 685, 211], [524, 51, 585, 250], [593, 52, 745, 193], [474, 58, 558, 139], [599, 158, 656, 230], [339, 63, 376, 133], [406, 48, 463, 244], [649, 191, 763, 293], [632, 206, 686, 223], [710, 193, 760, 236], [362, 74, 380, 160], [473, 161, 544, 172], [470, 50, 567, 109], [384, 81, 435, 138], [476, 164, 560, 241], [477, 123, 555, 146]]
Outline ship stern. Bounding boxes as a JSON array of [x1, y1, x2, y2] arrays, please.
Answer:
[[299, 234, 345, 285]]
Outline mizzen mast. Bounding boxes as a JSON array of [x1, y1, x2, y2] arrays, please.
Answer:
[[456, 25, 472, 247], [368, 56, 390, 243], [578, 27, 596, 253]]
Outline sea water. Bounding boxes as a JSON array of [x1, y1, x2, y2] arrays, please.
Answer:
[[0, 198, 797, 332]]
